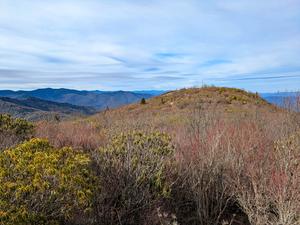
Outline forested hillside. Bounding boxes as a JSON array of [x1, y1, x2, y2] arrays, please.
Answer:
[[0, 88, 153, 110], [0, 96, 96, 121]]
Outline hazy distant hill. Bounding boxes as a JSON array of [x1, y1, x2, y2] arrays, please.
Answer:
[[0, 96, 96, 121], [0, 88, 153, 110], [132, 90, 167, 95], [261, 92, 299, 108]]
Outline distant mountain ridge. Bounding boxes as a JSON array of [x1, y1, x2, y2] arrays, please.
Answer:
[[1, 88, 298, 111], [1, 88, 298, 120], [261, 92, 299, 108], [132, 90, 167, 95], [0, 96, 96, 121], [0, 88, 155, 110]]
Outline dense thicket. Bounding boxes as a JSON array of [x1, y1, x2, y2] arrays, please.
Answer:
[[0, 138, 95, 225], [0, 114, 33, 151]]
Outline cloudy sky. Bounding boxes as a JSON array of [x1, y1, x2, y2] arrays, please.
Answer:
[[0, 0, 299, 92]]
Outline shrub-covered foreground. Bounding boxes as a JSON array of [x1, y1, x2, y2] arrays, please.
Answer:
[[0, 129, 176, 225], [1, 98, 300, 225]]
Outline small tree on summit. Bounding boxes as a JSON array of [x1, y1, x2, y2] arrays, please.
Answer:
[[140, 98, 146, 104]]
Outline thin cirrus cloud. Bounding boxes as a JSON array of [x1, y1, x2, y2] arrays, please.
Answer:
[[0, 0, 299, 92]]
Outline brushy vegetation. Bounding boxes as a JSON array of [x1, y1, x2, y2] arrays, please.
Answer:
[[0, 87, 299, 225], [0, 138, 95, 225], [91, 132, 174, 224], [0, 114, 34, 151]]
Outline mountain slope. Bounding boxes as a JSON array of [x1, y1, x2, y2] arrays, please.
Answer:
[[90, 87, 281, 131], [0, 88, 153, 109], [100, 87, 277, 115], [0, 97, 96, 121]]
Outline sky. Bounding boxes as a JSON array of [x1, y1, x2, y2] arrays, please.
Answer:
[[0, 0, 300, 92]]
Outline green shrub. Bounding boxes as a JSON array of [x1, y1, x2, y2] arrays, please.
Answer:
[[0, 114, 33, 137], [0, 114, 34, 151], [0, 138, 95, 224], [93, 131, 174, 224]]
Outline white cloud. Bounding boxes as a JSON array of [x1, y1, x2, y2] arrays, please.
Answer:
[[0, 0, 299, 91]]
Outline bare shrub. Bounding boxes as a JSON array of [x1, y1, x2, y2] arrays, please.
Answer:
[[169, 110, 241, 225], [270, 133, 300, 225], [170, 106, 296, 225], [35, 120, 106, 151], [173, 153, 233, 225], [227, 120, 300, 225]]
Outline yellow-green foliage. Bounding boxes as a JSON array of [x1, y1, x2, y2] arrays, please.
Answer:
[[98, 132, 174, 196], [0, 114, 33, 138], [0, 138, 95, 224], [0, 114, 34, 151]]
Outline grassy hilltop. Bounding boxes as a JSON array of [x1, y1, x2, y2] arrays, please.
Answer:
[[89, 87, 281, 134]]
